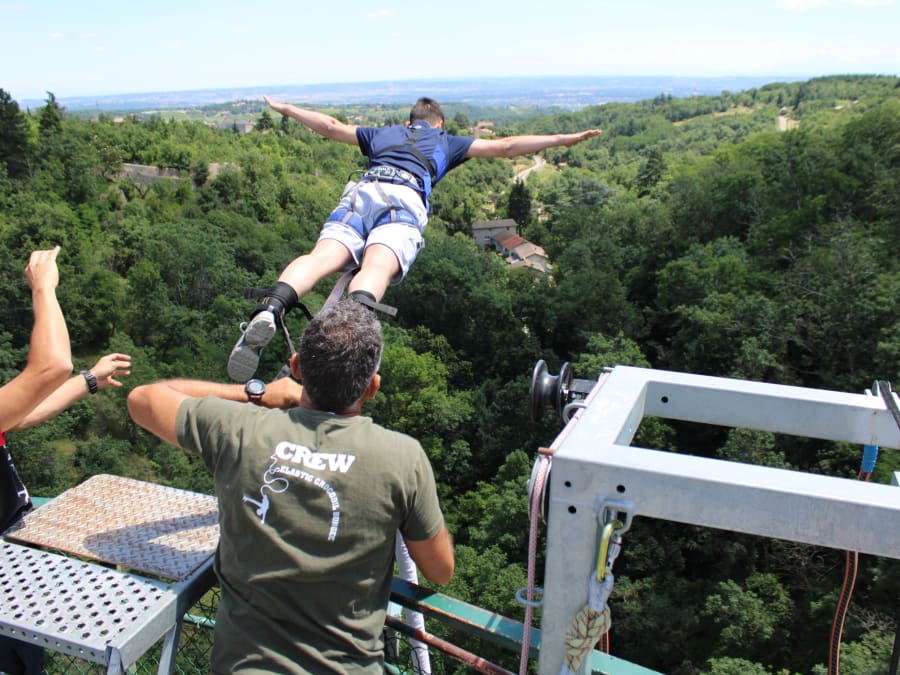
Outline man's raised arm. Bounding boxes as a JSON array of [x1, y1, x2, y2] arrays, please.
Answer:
[[264, 95, 360, 145], [0, 247, 72, 432], [129, 376, 304, 447], [466, 128, 601, 159], [9, 352, 132, 432]]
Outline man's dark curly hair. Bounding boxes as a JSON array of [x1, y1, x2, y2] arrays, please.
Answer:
[[298, 299, 383, 412]]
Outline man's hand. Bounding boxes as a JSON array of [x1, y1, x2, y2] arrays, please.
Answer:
[[264, 95, 287, 115], [24, 245, 61, 292], [264, 376, 304, 410], [561, 129, 602, 147], [89, 353, 132, 391]]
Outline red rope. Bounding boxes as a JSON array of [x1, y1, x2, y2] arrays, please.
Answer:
[[827, 470, 869, 675], [519, 452, 551, 674], [517, 371, 611, 673]]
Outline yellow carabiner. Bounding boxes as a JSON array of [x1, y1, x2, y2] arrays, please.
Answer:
[[595, 519, 624, 580]]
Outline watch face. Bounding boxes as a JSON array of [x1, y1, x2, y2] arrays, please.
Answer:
[[245, 379, 265, 397]]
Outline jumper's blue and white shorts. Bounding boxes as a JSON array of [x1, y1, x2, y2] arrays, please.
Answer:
[[320, 181, 428, 284]]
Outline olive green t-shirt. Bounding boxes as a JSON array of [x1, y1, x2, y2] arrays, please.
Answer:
[[177, 397, 445, 674]]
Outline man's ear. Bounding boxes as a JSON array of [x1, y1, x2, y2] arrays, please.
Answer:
[[290, 353, 302, 381], [364, 373, 381, 401]]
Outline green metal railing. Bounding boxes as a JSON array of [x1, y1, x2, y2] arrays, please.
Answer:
[[40, 578, 655, 674]]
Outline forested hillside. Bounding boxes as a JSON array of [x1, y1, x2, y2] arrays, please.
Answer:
[[1, 75, 898, 674]]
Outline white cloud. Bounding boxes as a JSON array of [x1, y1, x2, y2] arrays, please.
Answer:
[[79, 33, 97, 40], [0, 3, 27, 10], [369, 9, 393, 18], [49, 31, 63, 39]]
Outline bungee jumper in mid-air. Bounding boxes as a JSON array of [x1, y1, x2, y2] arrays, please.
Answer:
[[227, 95, 601, 383]]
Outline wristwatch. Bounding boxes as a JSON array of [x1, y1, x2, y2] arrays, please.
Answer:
[[80, 370, 98, 395], [244, 378, 265, 404]]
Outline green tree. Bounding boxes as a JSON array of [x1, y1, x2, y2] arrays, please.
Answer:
[[506, 179, 532, 227], [701, 573, 793, 662], [449, 450, 533, 562], [369, 326, 475, 495], [256, 109, 275, 131], [38, 91, 64, 135], [279, 113, 293, 135], [0, 88, 31, 178], [72, 439, 128, 483], [704, 657, 773, 674], [636, 147, 665, 196]]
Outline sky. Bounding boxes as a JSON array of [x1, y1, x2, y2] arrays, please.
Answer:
[[1, 0, 898, 101]]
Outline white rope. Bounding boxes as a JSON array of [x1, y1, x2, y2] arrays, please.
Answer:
[[393, 535, 432, 675], [558, 573, 615, 675]]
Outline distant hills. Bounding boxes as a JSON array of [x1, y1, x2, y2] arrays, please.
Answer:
[[22, 75, 800, 112]]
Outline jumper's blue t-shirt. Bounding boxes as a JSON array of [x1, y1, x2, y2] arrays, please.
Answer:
[[355, 122, 474, 211]]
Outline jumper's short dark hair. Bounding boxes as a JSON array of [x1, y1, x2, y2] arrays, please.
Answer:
[[298, 299, 383, 412], [409, 97, 444, 126]]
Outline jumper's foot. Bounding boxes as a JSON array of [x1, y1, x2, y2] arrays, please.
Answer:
[[227, 310, 277, 382]]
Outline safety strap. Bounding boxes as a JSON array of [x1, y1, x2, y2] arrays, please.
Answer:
[[324, 269, 356, 309], [363, 166, 422, 189], [242, 287, 313, 322], [878, 380, 900, 430], [371, 181, 399, 228], [328, 180, 420, 239], [377, 128, 437, 181], [349, 290, 398, 317]]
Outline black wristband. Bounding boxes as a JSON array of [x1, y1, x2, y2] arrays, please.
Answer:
[[80, 370, 98, 395]]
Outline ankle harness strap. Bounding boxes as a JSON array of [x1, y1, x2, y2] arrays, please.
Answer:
[[349, 290, 398, 317]]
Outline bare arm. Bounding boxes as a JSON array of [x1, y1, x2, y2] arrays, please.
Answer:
[[404, 525, 455, 585], [128, 377, 304, 448], [466, 128, 602, 159], [0, 247, 72, 432], [10, 353, 132, 431], [264, 95, 359, 145]]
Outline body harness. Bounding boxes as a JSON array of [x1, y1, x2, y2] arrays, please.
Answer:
[[329, 127, 438, 239]]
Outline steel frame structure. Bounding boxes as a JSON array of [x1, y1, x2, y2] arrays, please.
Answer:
[[537, 366, 900, 674]]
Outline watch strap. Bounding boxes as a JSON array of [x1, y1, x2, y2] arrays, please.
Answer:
[[80, 370, 98, 395]]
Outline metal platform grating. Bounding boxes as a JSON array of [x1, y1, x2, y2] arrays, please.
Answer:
[[5, 474, 218, 580], [0, 540, 173, 663]]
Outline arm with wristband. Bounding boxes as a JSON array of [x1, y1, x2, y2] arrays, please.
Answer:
[[8, 353, 132, 432]]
